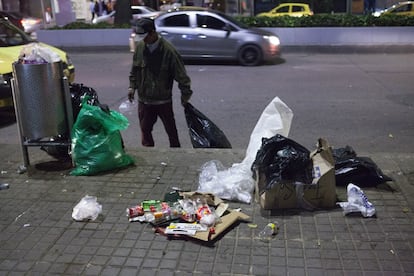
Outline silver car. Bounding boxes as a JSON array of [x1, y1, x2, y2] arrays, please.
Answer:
[[129, 9, 281, 66], [131, 6, 162, 20]]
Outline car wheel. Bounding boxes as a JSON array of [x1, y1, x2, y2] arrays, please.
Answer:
[[238, 45, 262, 66]]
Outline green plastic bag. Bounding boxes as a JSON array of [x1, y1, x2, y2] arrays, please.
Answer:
[[70, 102, 134, 176]]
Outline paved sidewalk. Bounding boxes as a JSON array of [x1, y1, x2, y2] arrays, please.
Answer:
[[0, 144, 413, 276]]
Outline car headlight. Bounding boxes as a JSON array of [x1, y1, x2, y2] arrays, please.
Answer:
[[264, 35, 280, 46]]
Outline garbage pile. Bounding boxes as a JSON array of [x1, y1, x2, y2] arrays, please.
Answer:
[[196, 96, 392, 216], [126, 191, 249, 243], [198, 97, 293, 204]]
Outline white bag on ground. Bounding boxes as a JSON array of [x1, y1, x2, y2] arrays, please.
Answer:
[[337, 183, 376, 217], [197, 97, 293, 203], [72, 195, 102, 221]]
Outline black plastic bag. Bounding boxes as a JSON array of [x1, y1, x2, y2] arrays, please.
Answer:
[[334, 154, 392, 187], [70, 83, 100, 119], [332, 145, 357, 161], [40, 83, 100, 160], [184, 103, 232, 148], [252, 134, 313, 193]]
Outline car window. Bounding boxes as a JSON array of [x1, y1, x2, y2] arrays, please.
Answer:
[[196, 14, 226, 30], [161, 14, 189, 27], [0, 24, 26, 47], [132, 9, 143, 15], [276, 6, 289, 13], [393, 4, 411, 12], [292, 6, 305, 12]]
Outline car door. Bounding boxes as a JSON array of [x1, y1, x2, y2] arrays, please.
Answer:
[[291, 4, 307, 16], [192, 13, 239, 58], [156, 13, 199, 57], [273, 4, 290, 16], [390, 3, 414, 15]]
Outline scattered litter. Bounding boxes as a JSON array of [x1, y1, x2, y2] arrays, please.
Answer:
[[1, 170, 7, 174], [14, 211, 27, 222], [72, 195, 102, 221], [248, 223, 258, 229], [337, 183, 376, 217], [17, 165, 27, 174], [0, 183, 9, 190], [23, 224, 30, 227], [127, 191, 250, 244], [161, 162, 167, 166], [258, 222, 279, 242]]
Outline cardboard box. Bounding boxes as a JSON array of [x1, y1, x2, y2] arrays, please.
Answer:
[[255, 138, 336, 210]]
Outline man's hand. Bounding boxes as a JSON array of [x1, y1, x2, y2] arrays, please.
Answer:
[[181, 94, 191, 106], [128, 88, 135, 103]]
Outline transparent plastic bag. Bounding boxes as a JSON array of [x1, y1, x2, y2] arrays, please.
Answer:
[[197, 97, 293, 204], [18, 42, 61, 64], [198, 160, 254, 203], [72, 195, 102, 221], [119, 99, 137, 115]]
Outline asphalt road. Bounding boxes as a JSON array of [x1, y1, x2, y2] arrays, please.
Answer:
[[1, 51, 413, 154]]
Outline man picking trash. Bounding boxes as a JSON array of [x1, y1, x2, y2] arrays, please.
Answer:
[[128, 18, 193, 148]]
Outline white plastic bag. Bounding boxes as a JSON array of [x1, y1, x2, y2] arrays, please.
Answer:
[[72, 195, 102, 221], [197, 97, 293, 203], [119, 99, 137, 115], [18, 43, 61, 64], [242, 96, 293, 168], [198, 160, 254, 204], [337, 183, 376, 217]]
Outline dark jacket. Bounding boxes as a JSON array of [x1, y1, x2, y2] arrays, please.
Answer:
[[129, 36, 193, 104]]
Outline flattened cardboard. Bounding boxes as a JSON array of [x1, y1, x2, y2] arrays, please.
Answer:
[[255, 138, 336, 210], [192, 210, 250, 241], [166, 191, 251, 242]]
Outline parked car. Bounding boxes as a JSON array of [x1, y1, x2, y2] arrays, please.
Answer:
[[257, 3, 313, 17], [373, 1, 414, 16], [131, 6, 162, 20], [92, 10, 116, 24], [0, 11, 43, 33], [0, 17, 75, 111], [129, 9, 281, 66]]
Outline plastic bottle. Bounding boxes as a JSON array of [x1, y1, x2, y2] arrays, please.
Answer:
[[258, 222, 278, 242]]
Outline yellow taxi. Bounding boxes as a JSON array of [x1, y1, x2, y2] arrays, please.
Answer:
[[0, 17, 75, 111], [257, 3, 314, 17], [373, 1, 414, 16]]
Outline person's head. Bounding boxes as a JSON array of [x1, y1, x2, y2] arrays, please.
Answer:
[[135, 18, 158, 44]]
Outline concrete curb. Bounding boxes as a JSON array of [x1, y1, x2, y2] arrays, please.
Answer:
[[37, 27, 414, 48]]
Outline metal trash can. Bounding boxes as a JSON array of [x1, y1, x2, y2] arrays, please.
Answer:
[[11, 61, 73, 167]]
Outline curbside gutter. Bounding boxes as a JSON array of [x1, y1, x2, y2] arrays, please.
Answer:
[[37, 27, 414, 51]]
